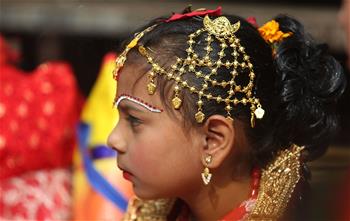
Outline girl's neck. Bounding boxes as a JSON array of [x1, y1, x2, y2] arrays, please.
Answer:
[[181, 172, 253, 221]]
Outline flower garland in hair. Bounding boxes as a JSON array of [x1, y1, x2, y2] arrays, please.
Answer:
[[258, 20, 292, 43], [258, 20, 292, 54]]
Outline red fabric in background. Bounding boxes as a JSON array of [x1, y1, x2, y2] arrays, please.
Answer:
[[0, 61, 82, 179], [0, 35, 83, 220], [0, 169, 72, 220], [0, 35, 82, 180]]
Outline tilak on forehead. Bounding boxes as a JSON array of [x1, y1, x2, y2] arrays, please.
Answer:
[[113, 7, 265, 127], [114, 94, 163, 113]]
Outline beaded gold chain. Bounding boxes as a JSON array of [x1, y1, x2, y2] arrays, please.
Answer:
[[114, 15, 265, 127]]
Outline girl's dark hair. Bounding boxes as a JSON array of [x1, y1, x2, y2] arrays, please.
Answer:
[[120, 13, 346, 167]]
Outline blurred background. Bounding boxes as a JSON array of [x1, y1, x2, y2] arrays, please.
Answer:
[[0, 0, 347, 96], [0, 0, 349, 220]]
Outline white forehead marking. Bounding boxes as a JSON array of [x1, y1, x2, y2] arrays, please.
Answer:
[[114, 95, 162, 113]]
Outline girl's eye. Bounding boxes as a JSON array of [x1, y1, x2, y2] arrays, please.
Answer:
[[126, 114, 142, 127]]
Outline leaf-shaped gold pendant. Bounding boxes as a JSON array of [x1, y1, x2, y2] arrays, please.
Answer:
[[172, 96, 182, 109], [195, 111, 205, 123], [147, 82, 156, 95]]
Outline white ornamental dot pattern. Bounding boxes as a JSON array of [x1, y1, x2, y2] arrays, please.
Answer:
[[0, 169, 72, 220]]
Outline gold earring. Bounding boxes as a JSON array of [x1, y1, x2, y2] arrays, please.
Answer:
[[201, 155, 212, 185]]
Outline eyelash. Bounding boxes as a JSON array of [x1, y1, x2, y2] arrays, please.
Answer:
[[126, 114, 142, 127]]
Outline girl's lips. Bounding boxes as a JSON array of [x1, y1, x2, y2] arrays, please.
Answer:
[[118, 164, 133, 180], [122, 171, 133, 181]]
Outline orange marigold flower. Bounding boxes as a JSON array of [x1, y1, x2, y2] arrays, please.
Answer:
[[258, 20, 292, 44]]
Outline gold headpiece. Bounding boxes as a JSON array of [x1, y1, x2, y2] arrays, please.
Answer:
[[114, 15, 265, 127], [113, 24, 158, 79]]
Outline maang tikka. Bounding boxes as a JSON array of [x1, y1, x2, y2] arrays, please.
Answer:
[[114, 15, 265, 127]]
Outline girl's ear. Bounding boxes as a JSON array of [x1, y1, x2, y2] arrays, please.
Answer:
[[200, 115, 235, 168]]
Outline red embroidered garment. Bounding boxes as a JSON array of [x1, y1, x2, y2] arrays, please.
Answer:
[[0, 61, 81, 179], [219, 198, 256, 221], [0, 35, 82, 220], [0, 169, 72, 220], [175, 197, 256, 221]]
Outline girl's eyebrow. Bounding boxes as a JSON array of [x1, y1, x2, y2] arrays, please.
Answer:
[[118, 102, 144, 113], [114, 94, 163, 113]]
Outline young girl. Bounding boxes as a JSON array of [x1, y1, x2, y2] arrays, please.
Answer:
[[107, 6, 346, 221]]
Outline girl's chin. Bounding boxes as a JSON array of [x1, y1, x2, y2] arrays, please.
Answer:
[[134, 191, 160, 200], [133, 185, 167, 200]]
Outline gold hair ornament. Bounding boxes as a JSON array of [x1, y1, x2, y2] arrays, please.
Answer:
[[114, 15, 265, 127], [113, 24, 158, 81], [138, 15, 264, 127]]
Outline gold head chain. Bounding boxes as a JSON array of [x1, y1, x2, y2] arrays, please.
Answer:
[[114, 15, 265, 127]]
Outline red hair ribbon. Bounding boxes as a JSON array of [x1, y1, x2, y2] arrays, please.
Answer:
[[246, 16, 258, 28], [165, 6, 222, 23]]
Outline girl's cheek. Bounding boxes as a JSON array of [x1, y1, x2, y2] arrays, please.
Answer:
[[129, 145, 157, 176]]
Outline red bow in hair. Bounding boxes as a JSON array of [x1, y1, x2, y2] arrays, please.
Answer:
[[165, 6, 222, 23], [246, 16, 258, 28]]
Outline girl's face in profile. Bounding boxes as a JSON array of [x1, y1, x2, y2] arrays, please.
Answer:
[[107, 61, 204, 200]]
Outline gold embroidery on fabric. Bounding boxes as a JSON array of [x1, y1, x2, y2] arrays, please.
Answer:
[[248, 144, 304, 220], [121, 197, 175, 221]]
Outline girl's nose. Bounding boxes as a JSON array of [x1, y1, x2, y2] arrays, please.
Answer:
[[107, 124, 127, 154]]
